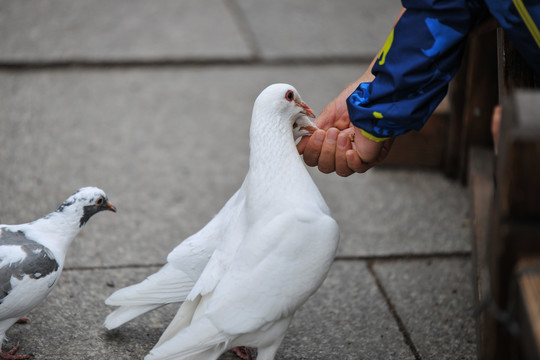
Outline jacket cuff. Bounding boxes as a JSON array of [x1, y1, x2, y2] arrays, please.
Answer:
[[359, 129, 390, 142]]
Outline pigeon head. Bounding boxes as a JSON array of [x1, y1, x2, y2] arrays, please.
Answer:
[[256, 83, 318, 140], [56, 187, 116, 227]]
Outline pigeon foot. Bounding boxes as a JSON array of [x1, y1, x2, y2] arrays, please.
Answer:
[[0, 343, 30, 359], [16, 318, 29, 324], [232, 346, 257, 360]]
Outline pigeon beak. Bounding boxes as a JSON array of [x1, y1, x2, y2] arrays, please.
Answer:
[[296, 100, 316, 119], [105, 202, 117, 213]]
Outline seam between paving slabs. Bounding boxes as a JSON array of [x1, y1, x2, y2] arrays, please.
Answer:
[[63, 252, 471, 272], [0, 56, 374, 71], [366, 260, 423, 360], [335, 251, 471, 262], [223, 0, 262, 60], [63, 263, 165, 272]]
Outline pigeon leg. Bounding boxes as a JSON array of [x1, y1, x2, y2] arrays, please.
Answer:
[[231, 346, 257, 360], [0, 343, 30, 359], [16, 318, 29, 324]]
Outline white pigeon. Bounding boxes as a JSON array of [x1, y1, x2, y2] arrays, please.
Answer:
[[103, 83, 323, 333], [0, 187, 116, 359], [109, 83, 339, 360]]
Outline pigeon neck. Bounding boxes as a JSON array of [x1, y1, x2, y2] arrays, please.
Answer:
[[28, 211, 82, 259], [248, 113, 305, 178], [246, 112, 318, 206]]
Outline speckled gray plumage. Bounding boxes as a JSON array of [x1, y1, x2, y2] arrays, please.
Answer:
[[0, 229, 59, 302]]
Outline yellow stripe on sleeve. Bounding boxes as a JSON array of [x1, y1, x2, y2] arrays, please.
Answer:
[[360, 129, 390, 143], [513, 0, 540, 47]]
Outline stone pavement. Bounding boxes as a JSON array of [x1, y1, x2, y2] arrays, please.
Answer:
[[0, 1, 476, 359]]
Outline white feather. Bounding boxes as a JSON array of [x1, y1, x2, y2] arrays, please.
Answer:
[[139, 84, 339, 360]]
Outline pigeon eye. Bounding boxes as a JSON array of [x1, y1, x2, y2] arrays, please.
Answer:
[[285, 90, 294, 102], [96, 197, 104, 206]]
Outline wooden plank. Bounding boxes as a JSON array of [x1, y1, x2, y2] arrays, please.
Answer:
[[445, 18, 498, 179], [486, 223, 540, 360], [497, 28, 540, 97], [517, 258, 540, 360], [487, 88, 540, 359], [445, 49, 468, 178], [468, 146, 495, 360], [496, 91, 540, 220], [458, 24, 498, 182], [382, 98, 449, 168], [490, 90, 540, 309]]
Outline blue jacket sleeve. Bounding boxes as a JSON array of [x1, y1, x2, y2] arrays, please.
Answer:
[[485, 0, 540, 75], [347, 1, 485, 140]]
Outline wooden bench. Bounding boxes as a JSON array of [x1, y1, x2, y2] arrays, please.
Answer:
[[465, 24, 540, 360]]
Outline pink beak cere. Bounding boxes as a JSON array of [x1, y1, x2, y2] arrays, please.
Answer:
[[296, 101, 316, 118]]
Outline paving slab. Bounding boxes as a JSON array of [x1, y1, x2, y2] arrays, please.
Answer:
[[310, 168, 472, 257], [235, 0, 402, 59], [5, 267, 172, 359], [372, 258, 477, 360], [278, 261, 414, 360], [4, 261, 409, 359], [0, 0, 403, 63], [0, 0, 251, 62]]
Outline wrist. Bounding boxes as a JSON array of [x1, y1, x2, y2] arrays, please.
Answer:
[[352, 126, 385, 163]]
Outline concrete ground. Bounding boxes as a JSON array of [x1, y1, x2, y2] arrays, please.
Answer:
[[0, 1, 476, 359]]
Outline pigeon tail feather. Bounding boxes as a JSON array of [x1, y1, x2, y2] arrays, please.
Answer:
[[104, 264, 196, 328], [154, 296, 202, 347], [0, 318, 22, 346], [105, 264, 194, 307], [104, 304, 162, 330]]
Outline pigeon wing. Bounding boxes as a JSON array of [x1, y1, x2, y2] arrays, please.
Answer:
[[104, 185, 247, 329], [184, 187, 248, 301], [207, 209, 339, 334], [0, 229, 60, 319], [167, 185, 246, 281]]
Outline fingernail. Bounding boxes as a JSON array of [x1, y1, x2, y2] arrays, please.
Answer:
[[337, 134, 348, 149], [313, 130, 325, 145], [326, 128, 338, 144]]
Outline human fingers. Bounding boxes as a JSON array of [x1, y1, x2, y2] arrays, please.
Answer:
[[317, 128, 339, 174], [346, 136, 394, 173], [302, 130, 325, 167], [335, 132, 354, 177], [346, 150, 373, 173], [296, 136, 309, 154], [315, 102, 339, 131]]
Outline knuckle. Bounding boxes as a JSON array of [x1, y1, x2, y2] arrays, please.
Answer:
[[318, 164, 335, 174]]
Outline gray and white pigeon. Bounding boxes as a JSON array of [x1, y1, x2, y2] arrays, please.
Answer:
[[0, 187, 116, 359], [105, 83, 339, 360]]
